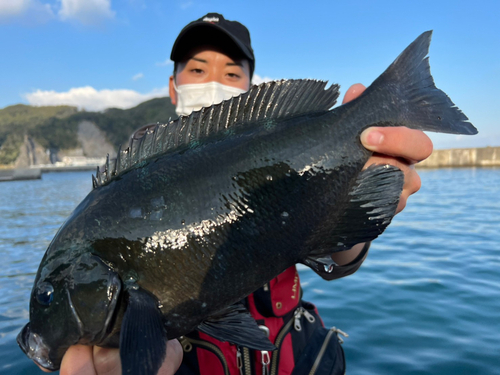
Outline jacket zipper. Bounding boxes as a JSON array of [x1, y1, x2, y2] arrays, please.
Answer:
[[237, 346, 252, 375], [259, 324, 271, 375], [269, 316, 294, 375], [308, 327, 349, 375], [293, 306, 316, 331], [179, 335, 230, 375], [308, 328, 335, 375], [269, 307, 312, 375]]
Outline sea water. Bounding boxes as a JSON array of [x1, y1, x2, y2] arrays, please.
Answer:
[[0, 169, 499, 374]]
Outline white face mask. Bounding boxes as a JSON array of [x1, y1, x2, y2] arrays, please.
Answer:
[[174, 81, 247, 117]]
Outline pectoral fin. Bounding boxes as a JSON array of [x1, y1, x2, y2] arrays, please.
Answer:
[[306, 164, 404, 257], [198, 303, 276, 351], [120, 288, 167, 375]]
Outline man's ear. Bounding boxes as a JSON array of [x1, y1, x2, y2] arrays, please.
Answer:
[[169, 76, 177, 106]]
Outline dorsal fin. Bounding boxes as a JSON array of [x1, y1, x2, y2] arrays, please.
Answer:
[[92, 79, 340, 189]]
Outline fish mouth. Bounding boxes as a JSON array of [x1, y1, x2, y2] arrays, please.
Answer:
[[17, 323, 58, 371]]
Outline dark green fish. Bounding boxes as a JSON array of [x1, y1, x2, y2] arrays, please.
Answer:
[[18, 31, 476, 375]]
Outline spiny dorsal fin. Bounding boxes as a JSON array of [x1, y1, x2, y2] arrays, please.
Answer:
[[93, 79, 339, 189]]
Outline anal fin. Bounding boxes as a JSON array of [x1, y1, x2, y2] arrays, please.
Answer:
[[120, 288, 167, 375], [198, 303, 276, 351]]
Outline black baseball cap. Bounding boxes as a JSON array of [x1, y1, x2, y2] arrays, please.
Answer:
[[170, 13, 255, 77]]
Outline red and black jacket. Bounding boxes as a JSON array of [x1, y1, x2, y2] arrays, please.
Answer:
[[176, 244, 369, 375]]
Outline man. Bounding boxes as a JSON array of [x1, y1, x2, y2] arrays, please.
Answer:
[[53, 13, 432, 375]]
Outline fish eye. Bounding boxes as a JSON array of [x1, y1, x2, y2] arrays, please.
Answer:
[[35, 282, 54, 306]]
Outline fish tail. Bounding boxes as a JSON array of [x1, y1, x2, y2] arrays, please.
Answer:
[[358, 31, 477, 135]]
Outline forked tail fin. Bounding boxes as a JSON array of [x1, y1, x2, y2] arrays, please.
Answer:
[[359, 30, 477, 135]]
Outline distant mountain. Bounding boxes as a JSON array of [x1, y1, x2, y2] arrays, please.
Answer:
[[0, 104, 78, 165], [0, 97, 176, 166]]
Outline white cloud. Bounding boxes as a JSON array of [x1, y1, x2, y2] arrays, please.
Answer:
[[179, 1, 193, 10], [132, 72, 144, 81], [22, 73, 275, 112], [156, 59, 173, 67], [0, 0, 54, 23], [0, 0, 30, 17], [24, 86, 169, 111], [58, 0, 115, 25], [0, 0, 115, 25], [252, 74, 274, 86]]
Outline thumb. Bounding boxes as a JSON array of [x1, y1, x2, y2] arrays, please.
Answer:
[[342, 83, 366, 104]]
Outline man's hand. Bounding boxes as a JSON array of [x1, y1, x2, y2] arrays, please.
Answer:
[[344, 83, 433, 214], [39, 340, 183, 375]]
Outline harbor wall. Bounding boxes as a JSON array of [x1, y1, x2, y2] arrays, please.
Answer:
[[0, 168, 41, 181], [417, 146, 500, 168]]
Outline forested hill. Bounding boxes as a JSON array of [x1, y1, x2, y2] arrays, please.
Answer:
[[0, 97, 176, 165]]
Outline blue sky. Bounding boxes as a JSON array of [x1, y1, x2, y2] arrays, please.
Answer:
[[0, 0, 498, 149]]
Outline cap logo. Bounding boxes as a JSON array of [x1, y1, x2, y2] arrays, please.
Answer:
[[202, 16, 219, 23]]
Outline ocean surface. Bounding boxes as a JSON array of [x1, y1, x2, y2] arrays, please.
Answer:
[[0, 169, 498, 374]]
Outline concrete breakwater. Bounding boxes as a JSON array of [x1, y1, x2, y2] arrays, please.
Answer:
[[0, 168, 41, 181], [0, 156, 104, 182], [418, 146, 500, 168]]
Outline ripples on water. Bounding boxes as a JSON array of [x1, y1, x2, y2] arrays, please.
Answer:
[[0, 172, 93, 373], [301, 168, 500, 374], [1, 169, 499, 374]]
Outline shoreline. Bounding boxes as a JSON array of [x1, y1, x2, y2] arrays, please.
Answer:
[[0, 168, 42, 182], [39, 165, 97, 173], [1, 146, 498, 181], [0, 165, 96, 182]]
